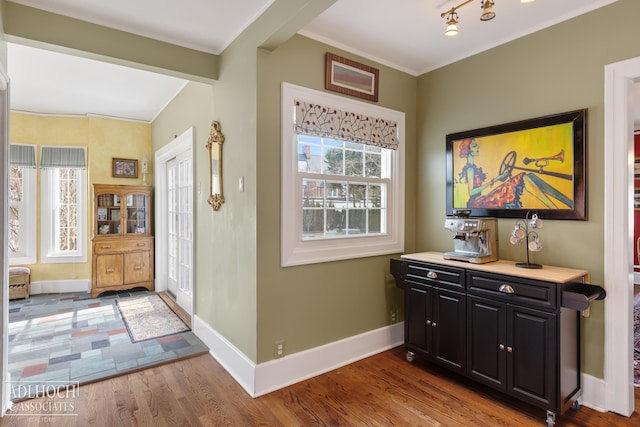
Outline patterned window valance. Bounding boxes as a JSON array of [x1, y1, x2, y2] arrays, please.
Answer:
[[40, 146, 86, 169], [10, 144, 36, 168], [294, 100, 398, 150]]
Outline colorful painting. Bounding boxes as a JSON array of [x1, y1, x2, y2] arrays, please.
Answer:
[[446, 109, 587, 220]]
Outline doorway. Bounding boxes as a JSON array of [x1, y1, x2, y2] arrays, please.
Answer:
[[154, 128, 195, 316]]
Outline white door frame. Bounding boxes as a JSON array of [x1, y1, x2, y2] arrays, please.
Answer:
[[154, 127, 195, 315], [1, 65, 10, 414], [603, 55, 639, 417]]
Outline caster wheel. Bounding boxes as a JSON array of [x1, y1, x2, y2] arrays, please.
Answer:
[[406, 351, 415, 363]]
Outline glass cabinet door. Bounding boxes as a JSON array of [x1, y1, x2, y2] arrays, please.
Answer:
[[125, 193, 149, 234], [96, 193, 122, 235]]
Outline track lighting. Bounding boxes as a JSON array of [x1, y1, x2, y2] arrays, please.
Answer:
[[440, 0, 535, 36]]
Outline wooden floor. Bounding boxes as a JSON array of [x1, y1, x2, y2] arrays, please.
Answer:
[[2, 346, 638, 426]]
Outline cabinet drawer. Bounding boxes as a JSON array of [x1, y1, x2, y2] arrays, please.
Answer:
[[406, 262, 465, 290], [466, 271, 557, 310], [94, 238, 152, 254]]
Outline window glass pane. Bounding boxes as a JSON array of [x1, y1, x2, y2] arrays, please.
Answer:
[[327, 209, 346, 234], [348, 183, 367, 207], [368, 209, 382, 233], [323, 147, 344, 176], [57, 168, 79, 252], [344, 150, 363, 177], [9, 206, 19, 252], [365, 152, 382, 178], [298, 142, 323, 173], [302, 179, 326, 208], [347, 210, 365, 234]]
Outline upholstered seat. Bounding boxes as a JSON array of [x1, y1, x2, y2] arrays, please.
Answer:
[[9, 267, 30, 300]]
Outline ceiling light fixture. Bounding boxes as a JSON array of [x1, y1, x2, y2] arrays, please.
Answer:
[[480, 1, 496, 21], [440, 0, 500, 36], [444, 12, 459, 36]]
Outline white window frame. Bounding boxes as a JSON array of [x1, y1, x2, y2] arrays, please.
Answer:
[[41, 166, 87, 263], [281, 82, 405, 267], [8, 147, 37, 265]]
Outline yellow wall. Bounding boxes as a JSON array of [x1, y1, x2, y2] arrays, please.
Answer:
[[9, 112, 151, 283]]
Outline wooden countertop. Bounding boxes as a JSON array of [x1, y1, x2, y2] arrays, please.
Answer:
[[400, 252, 589, 284]]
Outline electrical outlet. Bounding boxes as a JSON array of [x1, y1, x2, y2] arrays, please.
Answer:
[[390, 310, 397, 323], [274, 340, 285, 358]]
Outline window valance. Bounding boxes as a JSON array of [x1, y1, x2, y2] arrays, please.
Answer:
[[40, 146, 86, 169], [294, 100, 398, 150], [10, 144, 36, 168]]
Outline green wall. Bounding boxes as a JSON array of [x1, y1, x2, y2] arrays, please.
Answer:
[[255, 34, 415, 362], [417, 0, 640, 377], [5, 0, 640, 379]]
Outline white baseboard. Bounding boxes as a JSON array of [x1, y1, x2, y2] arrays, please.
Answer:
[[30, 280, 91, 295], [581, 373, 607, 412], [193, 316, 404, 397]]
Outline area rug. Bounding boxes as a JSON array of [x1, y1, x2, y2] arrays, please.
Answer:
[[635, 292, 640, 386], [117, 294, 190, 342]]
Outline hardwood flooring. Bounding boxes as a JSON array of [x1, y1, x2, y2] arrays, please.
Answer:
[[2, 346, 638, 426]]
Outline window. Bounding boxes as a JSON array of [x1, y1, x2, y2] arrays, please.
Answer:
[[41, 146, 87, 263], [281, 83, 405, 266], [9, 144, 37, 265]]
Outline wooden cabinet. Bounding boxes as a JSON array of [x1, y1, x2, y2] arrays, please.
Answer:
[[466, 270, 560, 410], [404, 262, 466, 374], [91, 184, 154, 298], [391, 252, 595, 427]]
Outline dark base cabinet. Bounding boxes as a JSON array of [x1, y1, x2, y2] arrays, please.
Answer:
[[391, 253, 598, 427]]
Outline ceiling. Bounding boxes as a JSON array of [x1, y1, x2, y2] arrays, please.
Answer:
[[7, 0, 637, 123]]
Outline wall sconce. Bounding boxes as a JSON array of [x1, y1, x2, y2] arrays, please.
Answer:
[[206, 120, 225, 211]]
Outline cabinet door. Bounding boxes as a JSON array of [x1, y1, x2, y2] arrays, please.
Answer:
[[405, 281, 432, 357], [124, 251, 151, 284], [432, 288, 466, 373], [467, 295, 507, 391], [96, 254, 123, 287], [507, 305, 557, 410]]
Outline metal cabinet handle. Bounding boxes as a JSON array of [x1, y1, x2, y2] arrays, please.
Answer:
[[507, 347, 513, 353], [427, 271, 438, 279], [101, 245, 112, 249], [432, 322, 437, 327], [426, 320, 432, 325], [136, 243, 146, 247], [106, 268, 115, 273], [134, 265, 142, 270], [499, 344, 505, 351], [499, 284, 515, 294]]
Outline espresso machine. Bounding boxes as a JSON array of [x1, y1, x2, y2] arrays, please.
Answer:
[[443, 213, 498, 264]]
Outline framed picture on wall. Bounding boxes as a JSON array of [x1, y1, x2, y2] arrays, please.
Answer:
[[112, 158, 138, 178], [446, 109, 587, 220]]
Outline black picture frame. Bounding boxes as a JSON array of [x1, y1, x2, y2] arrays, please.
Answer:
[[445, 109, 587, 220]]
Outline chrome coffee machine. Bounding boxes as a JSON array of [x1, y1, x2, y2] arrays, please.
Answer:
[[443, 212, 498, 264]]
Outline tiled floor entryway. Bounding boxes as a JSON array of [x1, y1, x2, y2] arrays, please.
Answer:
[[8, 290, 208, 400]]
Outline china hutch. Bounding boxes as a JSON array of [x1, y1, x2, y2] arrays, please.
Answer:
[[91, 184, 154, 298]]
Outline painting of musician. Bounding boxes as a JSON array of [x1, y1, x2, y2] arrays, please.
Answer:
[[452, 122, 575, 211]]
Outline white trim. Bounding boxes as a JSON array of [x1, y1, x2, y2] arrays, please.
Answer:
[[40, 166, 88, 263], [254, 322, 404, 397], [28, 280, 91, 295], [581, 373, 607, 413], [603, 55, 639, 417], [281, 82, 405, 267], [1, 64, 11, 415], [193, 314, 404, 398], [154, 128, 194, 316]]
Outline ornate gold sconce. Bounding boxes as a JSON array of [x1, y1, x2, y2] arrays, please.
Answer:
[[206, 120, 225, 211]]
